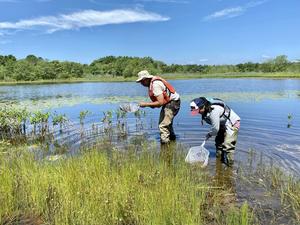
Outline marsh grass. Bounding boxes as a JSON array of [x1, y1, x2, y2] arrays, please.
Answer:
[[0, 143, 253, 225], [1, 107, 299, 224], [236, 161, 300, 224]]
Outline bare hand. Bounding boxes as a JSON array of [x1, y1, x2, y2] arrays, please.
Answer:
[[139, 102, 147, 108]]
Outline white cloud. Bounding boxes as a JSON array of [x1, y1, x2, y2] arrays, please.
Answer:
[[0, 9, 169, 34], [198, 58, 208, 62], [204, 7, 243, 21], [291, 59, 300, 63], [203, 0, 268, 21], [262, 54, 272, 59]]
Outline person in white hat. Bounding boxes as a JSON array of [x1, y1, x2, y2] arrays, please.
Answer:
[[190, 97, 241, 166], [137, 70, 180, 144]]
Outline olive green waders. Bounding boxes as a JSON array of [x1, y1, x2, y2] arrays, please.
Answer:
[[158, 99, 181, 144], [215, 125, 239, 166]]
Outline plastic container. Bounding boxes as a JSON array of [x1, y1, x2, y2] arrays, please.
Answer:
[[185, 141, 210, 167]]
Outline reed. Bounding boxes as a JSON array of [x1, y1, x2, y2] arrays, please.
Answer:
[[0, 143, 253, 225]]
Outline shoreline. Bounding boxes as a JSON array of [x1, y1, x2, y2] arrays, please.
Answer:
[[0, 72, 300, 86]]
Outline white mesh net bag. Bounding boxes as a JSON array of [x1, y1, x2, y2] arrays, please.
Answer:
[[185, 141, 210, 167], [119, 102, 140, 113]]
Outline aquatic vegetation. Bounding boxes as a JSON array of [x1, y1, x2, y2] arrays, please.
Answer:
[[101, 110, 113, 125], [0, 106, 29, 140], [30, 111, 51, 137], [134, 109, 146, 131], [116, 109, 128, 138], [79, 110, 91, 126], [287, 113, 293, 128], [0, 107, 299, 224], [52, 112, 68, 133], [0, 143, 255, 225], [3, 90, 300, 112], [236, 157, 300, 224], [1, 139, 299, 224]]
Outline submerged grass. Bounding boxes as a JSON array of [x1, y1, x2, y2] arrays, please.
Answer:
[[3, 90, 300, 112], [0, 143, 253, 225]]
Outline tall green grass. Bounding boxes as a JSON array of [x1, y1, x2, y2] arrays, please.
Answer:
[[0, 144, 252, 225]]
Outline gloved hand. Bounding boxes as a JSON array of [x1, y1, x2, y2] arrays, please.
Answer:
[[205, 133, 212, 141]]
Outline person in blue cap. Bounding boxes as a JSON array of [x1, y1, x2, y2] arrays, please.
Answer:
[[190, 97, 241, 166]]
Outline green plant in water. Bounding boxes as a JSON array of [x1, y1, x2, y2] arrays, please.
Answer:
[[287, 113, 293, 128], [134, 109, 145, 131], [116, 109, 127, 120], [0, 107, 29, 140], [52, 113, 68, 133], [78, 110, 91, 139], [134, 110, 141, 119], [115, 109, 128, 137], [101, 110, 113, 138], [101, 110, 113, 124], [79, 110, 91, 126], [30, 111, 51, 137]]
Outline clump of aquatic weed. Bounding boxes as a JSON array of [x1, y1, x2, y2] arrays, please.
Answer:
[[236, 160, 300, 224], [0, 142, 253, 225]]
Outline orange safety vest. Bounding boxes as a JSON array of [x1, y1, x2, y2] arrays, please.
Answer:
[[148, 76, 176, 104]]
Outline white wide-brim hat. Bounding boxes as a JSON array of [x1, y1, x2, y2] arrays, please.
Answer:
[[136, 70, 154, 82]]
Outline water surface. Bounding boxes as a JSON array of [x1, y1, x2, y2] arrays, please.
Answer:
[[1, 78, 300, 176]]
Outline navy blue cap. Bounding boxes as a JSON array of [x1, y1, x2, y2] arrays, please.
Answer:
[[190, 97, 207, 109]]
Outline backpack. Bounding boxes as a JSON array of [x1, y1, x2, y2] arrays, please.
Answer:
[[206, 98, 233, 126]]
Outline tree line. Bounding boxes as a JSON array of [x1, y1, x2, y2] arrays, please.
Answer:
[[0, 54, 299, 81]]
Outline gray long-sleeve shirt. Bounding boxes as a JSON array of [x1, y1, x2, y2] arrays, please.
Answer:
[[203, 105, 240, 136]]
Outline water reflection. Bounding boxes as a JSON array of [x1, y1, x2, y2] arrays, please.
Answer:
[[214, 159, 235, 189]]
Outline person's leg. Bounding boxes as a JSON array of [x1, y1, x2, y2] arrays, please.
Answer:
[[169, 121, 176, 140], [158, 106, 173, 144], [222, 128, 239, 166], [159, 100, 180, 143], [215, 126, 225, 159], [168, 100, 180, 141]]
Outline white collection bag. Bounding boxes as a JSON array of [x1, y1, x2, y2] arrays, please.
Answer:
[[185, 141, 210, 167]]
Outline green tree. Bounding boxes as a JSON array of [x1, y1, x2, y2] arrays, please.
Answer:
[[25, 54, 41, 65], [0, 65, 5, 80], [273, 55, 289, 72], [13, 60, 36, 81]]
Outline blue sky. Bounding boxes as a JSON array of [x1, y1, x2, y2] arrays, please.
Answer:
[[0, 0, 299, 65]]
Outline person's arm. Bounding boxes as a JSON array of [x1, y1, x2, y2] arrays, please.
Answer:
[[139, 94, 164, 108], [207, 109, 221, 137]]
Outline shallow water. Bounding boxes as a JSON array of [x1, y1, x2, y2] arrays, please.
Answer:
[[1, 78, 300, 176]]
